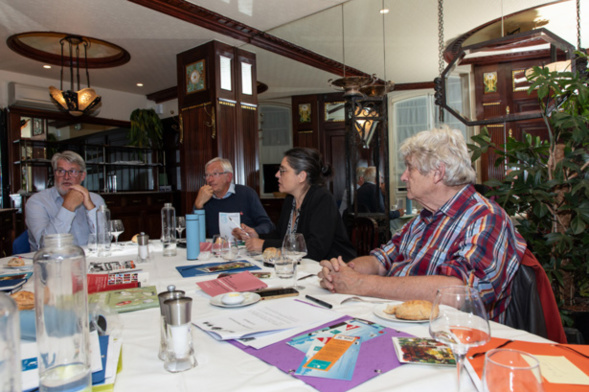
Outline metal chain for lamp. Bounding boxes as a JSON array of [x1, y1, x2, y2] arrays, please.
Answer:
[[577, 0, 581, 50], [437, 0, 445, 122]]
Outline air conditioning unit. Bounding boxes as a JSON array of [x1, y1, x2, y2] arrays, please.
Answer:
[[8, 82, 60, 111]]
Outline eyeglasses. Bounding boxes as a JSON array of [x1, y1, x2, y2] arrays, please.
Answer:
[[54, 168, 83, 177], [203, 171, 228, 179]]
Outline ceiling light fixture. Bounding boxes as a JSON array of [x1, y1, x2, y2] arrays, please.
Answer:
[[43, 65, 51, 69], [49, 35, 101, 117]]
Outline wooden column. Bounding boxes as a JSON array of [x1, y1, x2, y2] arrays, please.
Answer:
[[177, 41, 259, 213]]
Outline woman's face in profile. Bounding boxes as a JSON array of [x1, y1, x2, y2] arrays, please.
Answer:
[[276, 157, 303, 195]]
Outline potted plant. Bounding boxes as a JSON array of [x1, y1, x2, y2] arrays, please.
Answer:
[[129, 108, 163, 149], [469, 53, 589, 329]]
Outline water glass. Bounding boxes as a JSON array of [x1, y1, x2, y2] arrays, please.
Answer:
[[274, 256, 296, 279], [211, 235, 228, 259], [483, 349, 544, 392], [87, 233, 97, 252]]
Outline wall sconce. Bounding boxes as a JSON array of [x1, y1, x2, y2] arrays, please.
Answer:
[[348, 96, 386, 149]]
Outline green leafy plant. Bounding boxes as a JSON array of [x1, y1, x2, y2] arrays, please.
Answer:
[[469, 53, 589, 315], [129, 108, 163, 149]]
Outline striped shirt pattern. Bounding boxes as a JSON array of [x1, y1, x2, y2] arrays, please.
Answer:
[[371, 185, 526, 322]]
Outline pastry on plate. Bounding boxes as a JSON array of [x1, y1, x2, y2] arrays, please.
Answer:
[[7, 257, 25, 268], [262, 247, 281, 263], [384, 299, 438, 320], [11, 290, 35, 310]]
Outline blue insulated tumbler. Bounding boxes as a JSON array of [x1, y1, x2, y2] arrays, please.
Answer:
[[186, 214, 200, 260], [195, 210, 206, 243]]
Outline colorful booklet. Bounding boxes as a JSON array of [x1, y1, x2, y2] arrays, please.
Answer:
[[0, 271, 32, 293], [88, 285, 159, 313], [176, 260, 260, 277], [392, 337, 456, 365]]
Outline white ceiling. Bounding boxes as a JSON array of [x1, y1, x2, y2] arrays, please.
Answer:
[[0, 0, 586, 103]]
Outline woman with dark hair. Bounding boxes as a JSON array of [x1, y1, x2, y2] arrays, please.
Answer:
[[236, 147, 356, 262]]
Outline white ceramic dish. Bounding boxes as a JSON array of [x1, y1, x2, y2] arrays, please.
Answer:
[[210, 292, 261, 308], [373, 303, 435, 324]]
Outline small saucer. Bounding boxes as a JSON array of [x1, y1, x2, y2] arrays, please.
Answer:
[[210, 292, 261, 308]]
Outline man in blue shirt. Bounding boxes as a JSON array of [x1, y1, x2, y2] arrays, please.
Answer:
[[26, 151, 105, 251], [193, 157, 275, 237]]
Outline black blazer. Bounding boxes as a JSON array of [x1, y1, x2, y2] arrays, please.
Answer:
[[260, 185, 357, 262]]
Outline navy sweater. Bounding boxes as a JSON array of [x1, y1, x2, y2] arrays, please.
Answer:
[[198, 184, 275, 237]]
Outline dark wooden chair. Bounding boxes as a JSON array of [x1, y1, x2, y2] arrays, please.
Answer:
[[351, 216, 379, 256]]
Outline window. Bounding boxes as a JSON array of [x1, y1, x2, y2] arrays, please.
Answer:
[[390, 76, 469, 192]]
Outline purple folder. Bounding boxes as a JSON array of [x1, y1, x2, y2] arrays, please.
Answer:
[[230, 315, 413, 392]]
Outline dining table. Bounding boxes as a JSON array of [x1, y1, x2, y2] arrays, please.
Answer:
[[4, 242, 551, 392]]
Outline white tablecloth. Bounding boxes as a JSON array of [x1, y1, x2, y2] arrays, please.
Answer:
[[6, 244, 550, 392]]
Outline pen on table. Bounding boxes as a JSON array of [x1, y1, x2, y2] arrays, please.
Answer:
[[228, 217, 250, 238], [305, 295, 333, 309]]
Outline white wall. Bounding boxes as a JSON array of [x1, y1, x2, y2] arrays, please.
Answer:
[[0, 69, 159, 121]]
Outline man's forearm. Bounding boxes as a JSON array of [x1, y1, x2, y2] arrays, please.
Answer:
[[355, 274, 463, 302]]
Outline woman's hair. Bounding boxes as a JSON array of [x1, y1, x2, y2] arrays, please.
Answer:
[[284, 147, 332, 187], [399, 125, 476, 186], [51, 151, 86, 172]]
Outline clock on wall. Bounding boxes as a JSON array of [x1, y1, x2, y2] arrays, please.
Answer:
[[186, 59, 206, 94]]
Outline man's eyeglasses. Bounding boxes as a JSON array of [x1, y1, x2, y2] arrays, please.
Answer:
[[54, 168, 83, 177], [203, 172, 228, 179]]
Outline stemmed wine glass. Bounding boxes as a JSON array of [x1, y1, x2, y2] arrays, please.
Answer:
[[176, 216, 186, 241], [109, 219, 125, 249], [281, 233, 307, 289], [429, 286, 491, 392]]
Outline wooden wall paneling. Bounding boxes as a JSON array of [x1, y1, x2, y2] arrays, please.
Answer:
[[240, 106, 260, 191], [180, 104, 217, 214], [291, 94, 319, 148]]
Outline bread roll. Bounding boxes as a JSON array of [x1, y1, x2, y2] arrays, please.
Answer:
[[131, 234, 139, 243], [262, 247, 281, 262], [11, 291, 35, 310], [7, 257, 25, 267], [384, 300, 438, 320]]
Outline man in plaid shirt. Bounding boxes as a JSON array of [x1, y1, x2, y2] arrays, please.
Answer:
[[319, 126, 526, 322]]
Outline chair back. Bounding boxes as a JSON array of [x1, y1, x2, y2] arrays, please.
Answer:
[[504, 248, 567, 343], [351, 216, 379, 256], [12, 230, 30, 255]]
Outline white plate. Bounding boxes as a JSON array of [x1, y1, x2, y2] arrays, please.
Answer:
[[373, 303, 434, 324], [210, 292, 261, 308]]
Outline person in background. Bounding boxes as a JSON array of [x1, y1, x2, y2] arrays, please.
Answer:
[[236, 147, 356, 262], [319, 126, 525, 322], [194, 157, 274, 237], [339, 166, 367, 215], [26, 150, 105, 251], [356, 166, 404, 219]]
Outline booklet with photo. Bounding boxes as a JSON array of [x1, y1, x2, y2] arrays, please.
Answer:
[[88, 285, 159, 313], [0, 271, 32, 293], [197, 271, 268, 297], [392, 337, 456, 366]]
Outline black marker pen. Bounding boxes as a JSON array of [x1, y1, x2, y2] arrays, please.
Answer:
[[305, 295, 333, 309]]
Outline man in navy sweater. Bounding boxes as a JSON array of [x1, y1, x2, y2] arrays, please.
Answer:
[[193, 157, 275, 237]]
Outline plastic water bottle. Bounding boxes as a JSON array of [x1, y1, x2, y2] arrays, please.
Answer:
[[33, 233, 91, 392], [96, 205, 111, 257], [161, 203, 177, 257], [0, 292, 21, 392]]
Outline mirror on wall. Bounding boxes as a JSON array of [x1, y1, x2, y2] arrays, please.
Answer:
[[15, 111, 160, 194]]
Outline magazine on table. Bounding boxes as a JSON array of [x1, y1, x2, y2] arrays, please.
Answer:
[[392, 337, 456, 366]]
